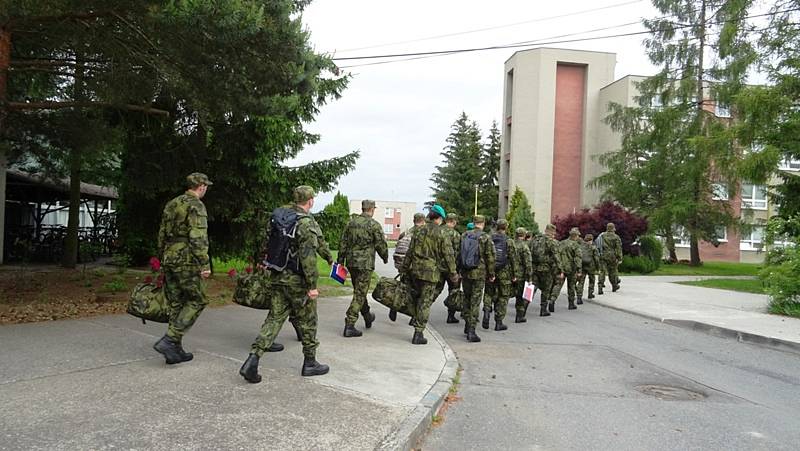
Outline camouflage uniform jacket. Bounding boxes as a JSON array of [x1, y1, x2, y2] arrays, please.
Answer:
[[493, 233, 519, 283], [460, 230, 496, 281], [158, 191, 210, 272], [441, 225, 462, 273], [530, 235, 561, 273], [513, 237, 532, 281], [337, 213, 389, 271], [580, 241, 601, 273], [397, 224, 423, 241], [558, 238, 583, 274], [600, 231, 623, 263], [400, 222, 457, 283], [267, 204, 322, 289]]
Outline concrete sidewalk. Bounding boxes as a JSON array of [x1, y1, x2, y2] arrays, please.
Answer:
[[0, 296, 457, 451], [581, 276, 800, 354]]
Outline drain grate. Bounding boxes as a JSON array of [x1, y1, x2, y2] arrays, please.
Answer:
[[635, 384, 707, 401]]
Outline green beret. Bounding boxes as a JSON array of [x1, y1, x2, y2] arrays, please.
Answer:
[[431, 204, 446, 219], [186, 172, 213, 187], [293, 185, 315, 203]]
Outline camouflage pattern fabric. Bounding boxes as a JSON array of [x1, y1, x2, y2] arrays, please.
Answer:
[[442, 225, 462, 271], [531, 269, 555, 307], [484, 233, 517, 322], [530, 234, 561, 307], [599, 231, 623, 290], [577, 272, 596, 298], [338, 213, 389, 271], [128, 281, 170, 323], [409, 279, 441, 333], [158, 191, 210, 272], [556, 238, 582, 302], [233, 271, 272, 310], [164, 269, 208, 340], [372, 276, 415, 317], [443, 289, 464, 311], [399, 222, 457, 283], [459, 230, 496, 281], [513, 237, 532, 315], [461, 278, 485, 328], [345, 268, 373, 325], [581, 240, 601, 274]]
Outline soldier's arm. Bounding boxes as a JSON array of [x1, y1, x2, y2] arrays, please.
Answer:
[[615, 236, 623, 261], [374, 221, 389, 263], [336, 223, 349, 265], [442, 232, 457, 276], [399, 234, 415, 274], [508, 239, 519, 280], [317, 235, 334, 266], [484, 236, 496, 280], [573, 245, 582, 273], [298, 219, 321, 289], [157, 211, 167, 259], [524, 247, 532, 280], [187, 203, 211, 272]]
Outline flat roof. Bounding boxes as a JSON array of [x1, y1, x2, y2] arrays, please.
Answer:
[[504, 46, 617, 64]]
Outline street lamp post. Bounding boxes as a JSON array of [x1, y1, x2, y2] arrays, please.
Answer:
[[474, 184, 479, 216]]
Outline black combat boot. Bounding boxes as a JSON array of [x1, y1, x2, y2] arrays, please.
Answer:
[[588, 293, 595, 299], [466, 326, 481, 343], [540, 304, 550, 317], [153, 335, 182, 365], [568, 300, 577, 310], [301, 356, 330, 376], [411, 331, 428, 345], [576, 296, 583, 305], [239, 353, 262, 384], [175, 342, 194, 363], [612, 284, 620, 292], [291, 320, 303, 341], [363, 311, 376, 329], [446, 309, 459, 324], [343, 324, 363, 338], [548, 302, 555, 313], [598, 286, 604, 295], [515, 311, 527, 323], [389, 309, 397, 322], [495, 320, 508, 331], [482, 310, 490, 330], [267, 342, 285, 352], [464, 322, 469, 335], [408, 317, 415, 326]]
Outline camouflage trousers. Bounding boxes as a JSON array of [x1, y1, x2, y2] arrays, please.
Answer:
[[436, 275, 461, 312], [484, 278, 513, 322], [345, 268, 373, 325], [554, 271, 579, 303], [514, 280, 530, 315], [409, 278, 440, 333], [251, 284, 319, 358], [461, 277, 485, 328], [599, 260, 620, 290], [531, 269, 555, 307], [165, 269, 209, 341], [577, 269, 596, 298]]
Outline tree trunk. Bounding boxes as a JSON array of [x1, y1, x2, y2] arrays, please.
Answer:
[[664, 233, 678, 263], [62, 148, 82, 267], [689, 234, 701, 266], [0, 27, 11, 264], [688, 0, 707, 269]]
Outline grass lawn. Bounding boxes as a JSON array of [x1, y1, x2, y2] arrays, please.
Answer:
[[623, 261, 762, 277], [674, 278, 767, 294]]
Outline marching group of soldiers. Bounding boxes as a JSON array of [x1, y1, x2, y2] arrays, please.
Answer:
[[152, 175, 624, 384]]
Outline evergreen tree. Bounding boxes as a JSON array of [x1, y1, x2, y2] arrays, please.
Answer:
[[505, 187, 538, 234], [429, 113, 484, 220], [594, 0, 756, 265], [479, 121, 501, 219], [315, 192, 350, 251]]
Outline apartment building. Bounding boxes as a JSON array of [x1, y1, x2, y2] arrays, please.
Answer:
[[348, 200, 416, 240], [499, 47, 799, 262]]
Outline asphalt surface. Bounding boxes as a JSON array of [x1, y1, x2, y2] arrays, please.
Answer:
[[373, 254, 800, 451]]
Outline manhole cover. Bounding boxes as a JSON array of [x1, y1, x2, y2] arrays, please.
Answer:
[[635, 384, 707, 401]]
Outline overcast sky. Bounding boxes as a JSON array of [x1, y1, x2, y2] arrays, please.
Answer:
[[294, 0, 662, 212]]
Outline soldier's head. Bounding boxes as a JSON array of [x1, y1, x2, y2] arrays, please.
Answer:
[[525, 231, 533, 241], [428, 204, 446, 224], [516, 227, 527, 238], [413, 212, 425, 226], [607, 222, 616, 232], [362, 199, 376, 217], [584, 233, 594, 242], [473, 215, 485, 230], [293, 185, 315, 211], [569, 227, 581, 240], [545, 223, 556, 238], [186, 172, 213, 198], [446, 213, 458, 228], [496, 219, 509, 233]]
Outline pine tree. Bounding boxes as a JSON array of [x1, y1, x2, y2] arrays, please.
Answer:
[[316, 192, 350, 251], [430, 113, 484, 220], [479, 121, 501, 219], [505, 187, 538, 234]]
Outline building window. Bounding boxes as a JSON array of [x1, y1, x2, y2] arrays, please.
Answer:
[[741, 183, 767, 210], [715, 102, 731, 118], [779, 158, 800, 171], [384, 208, 394, 218], [711, 183, 729, 201], [673, 226, 690, 248], [740, 226, 765, 251], [714, 226, 728, 243], [383, 224, 394, 235]]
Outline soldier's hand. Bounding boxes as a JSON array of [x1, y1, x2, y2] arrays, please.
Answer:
[[200, 270, 211, 279], [577, 272, 582, 278], [307, 289, 319, 300], [383, 258, 389, 264], [449, 274, 460, 285], [512, 277, 517, 283], [327, 259, 334, 266], [489, 275, 496, 282]]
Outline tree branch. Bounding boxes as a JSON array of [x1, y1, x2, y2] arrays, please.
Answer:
[[6, 101, 169, 116]]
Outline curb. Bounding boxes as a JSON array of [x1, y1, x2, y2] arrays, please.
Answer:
[[591, 300, 800, 356], [375, 325, 459, 451]]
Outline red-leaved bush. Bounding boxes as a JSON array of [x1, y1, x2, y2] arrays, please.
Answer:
[[552, 201, 648, 255]]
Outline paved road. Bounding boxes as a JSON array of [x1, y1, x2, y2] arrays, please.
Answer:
[[374, 254, 800, 450]]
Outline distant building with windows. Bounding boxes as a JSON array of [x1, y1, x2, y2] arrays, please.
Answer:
[[499, 47, 799, 263], [349, 200, 417, 240]]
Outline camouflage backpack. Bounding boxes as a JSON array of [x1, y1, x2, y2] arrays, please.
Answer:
[[530, 235, 545, 265]]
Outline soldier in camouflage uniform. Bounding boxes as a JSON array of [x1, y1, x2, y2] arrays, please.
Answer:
[[459, 215, 495, 342], [530, 224, 562, 317], [483, 219, 517, 331], [389, 213, 426, 322], [577, 233, 601, 303], [441, 213, 462, 324], [399, 205, 458, 345], [598, 222, 623, 294], [551, 227, 583, 311], [240, 186, 329, 383], [397, 213, 426, 241], [338, 199, 389, 338], [153, 173, 214, 365], [513, 227, 533, 323]]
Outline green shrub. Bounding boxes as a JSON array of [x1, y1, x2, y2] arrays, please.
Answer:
[[639, 235, 664, 266], [760, 245, 800, 318], [619, 255, 659, 274], [103, 276, 127, 293]]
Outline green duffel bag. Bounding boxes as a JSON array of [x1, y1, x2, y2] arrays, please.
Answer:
[[233, 271, 272, 310], [372, 276, 415, 318], [444, 289, 464, 312], [127, 281, 170, 324]]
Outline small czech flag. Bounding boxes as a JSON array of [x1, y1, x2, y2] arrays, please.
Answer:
[[522, 281, 536, 303], [330, 263, 348, 285]]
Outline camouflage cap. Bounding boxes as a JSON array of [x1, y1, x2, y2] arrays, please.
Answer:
[[496, 219, 509, 230], [607, 222, 616, 231], [446, 213, 458, 222], [516, 227, 527, 236], [413, 212, 426, 223], [293, 185, 315, 203], [473, 214, 486, 224], [186, 172, 213, 187], [569, 227, 581, 236], [545, 223, 556, 232], [362, 199, 376, 210], [584, 233, 594, 241]]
